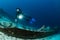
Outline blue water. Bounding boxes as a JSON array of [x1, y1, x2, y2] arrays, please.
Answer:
[[0, 0, 60, 28]]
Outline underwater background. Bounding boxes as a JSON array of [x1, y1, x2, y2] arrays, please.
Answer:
[[0, 0, 60, 40], [0, 0, 60, 29]]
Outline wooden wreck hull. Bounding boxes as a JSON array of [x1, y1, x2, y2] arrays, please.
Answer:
[[0, 28, 59, 39]]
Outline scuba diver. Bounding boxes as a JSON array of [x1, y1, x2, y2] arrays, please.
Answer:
[[16, 8, 36, 24]]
